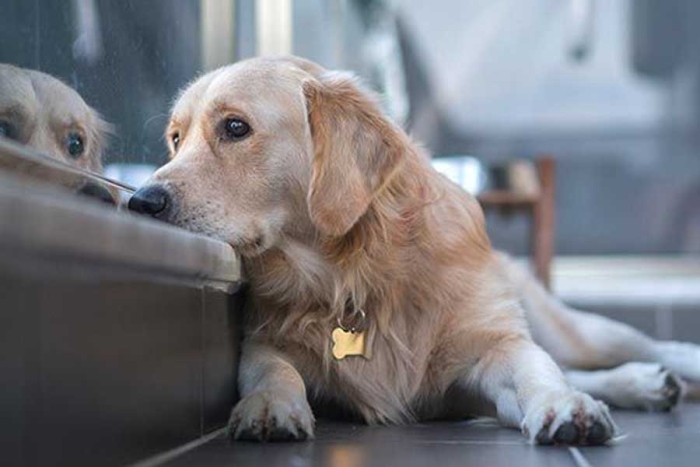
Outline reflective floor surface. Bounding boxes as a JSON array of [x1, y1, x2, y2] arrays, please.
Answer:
[[156, 403, 700, 467]]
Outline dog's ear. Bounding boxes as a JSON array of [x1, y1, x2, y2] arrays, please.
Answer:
[[303, 73, 404, 237], [86, 107, 113, 173]]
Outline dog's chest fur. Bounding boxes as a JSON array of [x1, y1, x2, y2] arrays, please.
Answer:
[[244, 239, 449, 424]]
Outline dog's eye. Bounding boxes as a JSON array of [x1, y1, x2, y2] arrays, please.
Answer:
[[223, 118, 251, 140], [66, 132, 85, 158], [171, 132, 180, 150], [0, 121, 16, 140]]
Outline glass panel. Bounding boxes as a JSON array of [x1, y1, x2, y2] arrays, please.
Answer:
[[0, 0, 233, 204], [1, 0, 698, 255]]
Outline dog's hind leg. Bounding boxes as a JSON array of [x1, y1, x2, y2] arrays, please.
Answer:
[[497, 252, 700, 382], [566, 363, 683, 411]]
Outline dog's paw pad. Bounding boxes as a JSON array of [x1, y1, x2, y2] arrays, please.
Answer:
[[661, 372, 682, 409], [523, 391, 616, 446], [553, 422, 578, 444], [587, 421, 611, 445]]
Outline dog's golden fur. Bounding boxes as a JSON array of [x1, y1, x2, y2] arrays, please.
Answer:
[[151, 56, 616, 443], [0, 64, 110, 175], [243, 71, 528, 424], [144, 56, 700, 444]]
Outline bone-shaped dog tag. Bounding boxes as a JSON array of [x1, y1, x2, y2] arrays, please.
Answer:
[[332, 327, 369, 360]]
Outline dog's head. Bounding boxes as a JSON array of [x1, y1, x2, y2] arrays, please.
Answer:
[[0, 64, 111, 173], [0, 64, 116, 203], [130, 57, 406, 256]]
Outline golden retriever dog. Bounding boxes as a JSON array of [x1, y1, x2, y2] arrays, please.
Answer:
[[129, 56, 700, 445], [0, 63, 114, 202]]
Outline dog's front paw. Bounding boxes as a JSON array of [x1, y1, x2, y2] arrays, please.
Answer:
[[228, 390, 315, 442], [522, 391, 616, 445]]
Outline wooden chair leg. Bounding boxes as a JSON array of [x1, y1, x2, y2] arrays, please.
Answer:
[[532, 157, 555, 289]]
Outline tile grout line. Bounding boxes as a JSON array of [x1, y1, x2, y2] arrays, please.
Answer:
[[568, 447, 594, 467], [414, 440, 524, 445], [125, 428, 227, 467], [200, 288, 206, 437]]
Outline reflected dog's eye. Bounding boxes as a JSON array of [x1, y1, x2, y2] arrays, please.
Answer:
[[66, 132, 84, 158], [222, 118, 251, 141], [0, 121, 16, 140], [171, 132, 180, 151]]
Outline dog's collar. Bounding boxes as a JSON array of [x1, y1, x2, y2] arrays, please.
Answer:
[[336, 307, 366, 333]]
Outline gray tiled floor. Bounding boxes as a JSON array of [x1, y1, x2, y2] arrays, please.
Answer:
[[160, 404, 700, 467]]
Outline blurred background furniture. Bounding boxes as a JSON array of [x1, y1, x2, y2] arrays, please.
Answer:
[[478, 157, 555, 289], [432, 155, 556, 289]]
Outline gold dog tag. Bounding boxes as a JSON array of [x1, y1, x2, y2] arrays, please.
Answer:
[[332, 327, 369, 360]]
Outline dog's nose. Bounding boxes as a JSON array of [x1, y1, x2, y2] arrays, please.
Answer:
[[128, 185, 170, 217], [78, 182, 116, 205]]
